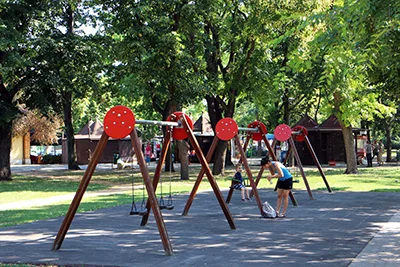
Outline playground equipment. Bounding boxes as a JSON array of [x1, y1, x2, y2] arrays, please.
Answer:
[[285, 125, 332, 193], [52, 106, 236, 256], [236, 121, 299, 206], [182, 117, 270, 218]]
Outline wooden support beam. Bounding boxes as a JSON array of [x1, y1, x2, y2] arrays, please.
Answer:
[[52, 132, 109, 250], [304, 135, 332, 193], [130, 129, 173, 255], [288, 137, 314, 200], [180, 115, 236, 230], [182, 135, 219, 216], [235, 135, 265, 217], [140, 129, 172, 226]]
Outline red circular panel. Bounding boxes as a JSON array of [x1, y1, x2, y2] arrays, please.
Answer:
[[247, 121, 267, 141], [216, 118, 238, 140], [167, 112, 194, 140], [292, 125, 308, 142], [103, 106, 135, 139], [274, 124, 292, 141]]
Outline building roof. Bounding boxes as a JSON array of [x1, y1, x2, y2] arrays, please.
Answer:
[[294, 115, 318, 128], [319, 114, 342, 129], [77, 120, 104, 136], [193, 113, 213, 134]]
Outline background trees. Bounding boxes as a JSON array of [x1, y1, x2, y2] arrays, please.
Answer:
[[1, 0, 399, 179], [0, 1, 47, 180]]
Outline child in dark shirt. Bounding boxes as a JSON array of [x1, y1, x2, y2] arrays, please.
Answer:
[[232, 163, 251, 202]]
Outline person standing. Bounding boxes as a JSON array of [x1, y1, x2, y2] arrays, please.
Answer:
[[377, 140, 385, 166], [261, 156, 293, 218], [145, 142, 152, 164], [364, 140, 373, 167]]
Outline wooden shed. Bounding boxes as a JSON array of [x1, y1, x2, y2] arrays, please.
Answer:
[[294, 115, 367, 165], [68, 120, 135, 165]]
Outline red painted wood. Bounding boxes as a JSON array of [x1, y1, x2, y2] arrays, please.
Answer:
[[167, 112, 193, 140], [216, 118, 238, 140], [103, 105, 135, 139]]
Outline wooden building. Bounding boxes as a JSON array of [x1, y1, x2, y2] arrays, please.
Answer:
[[10, 133, 31, 165], [66, 120, 135, 165], [293, 115, 367, 165]]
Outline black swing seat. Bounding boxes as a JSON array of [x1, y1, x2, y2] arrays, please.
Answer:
[[130, 207, 148, 216], [137, 207, 148, 215], [159, 195, 174, 210], [130, 201, 148, 216], [165, 205, 174, 210]]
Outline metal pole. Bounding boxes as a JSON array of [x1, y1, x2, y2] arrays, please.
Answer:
[[135, 120, 180, 127], [237, 127, 258, 132]]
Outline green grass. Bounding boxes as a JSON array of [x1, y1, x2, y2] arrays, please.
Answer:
[[1, 165, 399, 229]]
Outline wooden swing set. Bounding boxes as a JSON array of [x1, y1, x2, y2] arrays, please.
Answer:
[[52, 106, 236, 256]]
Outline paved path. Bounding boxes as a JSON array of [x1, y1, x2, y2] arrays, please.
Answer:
[[1, 189, 399, 266]]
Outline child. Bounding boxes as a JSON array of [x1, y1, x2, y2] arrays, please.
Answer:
[[232, 163, 251, 202], [261, 156, 293, 217]]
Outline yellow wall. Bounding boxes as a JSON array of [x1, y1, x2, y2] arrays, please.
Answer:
[[11, 136, 24, 164], [11, 133, 31, 165]]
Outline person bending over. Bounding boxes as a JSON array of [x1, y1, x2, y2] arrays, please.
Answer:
[[261, 156, 293, 217]]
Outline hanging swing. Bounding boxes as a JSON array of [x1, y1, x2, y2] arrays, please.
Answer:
[[158, 130, 175, 210], [165, 132, 175, 210], [130, 171, 148, 216]]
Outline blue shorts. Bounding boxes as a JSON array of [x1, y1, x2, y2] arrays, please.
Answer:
[[232, 183, 245, 190]]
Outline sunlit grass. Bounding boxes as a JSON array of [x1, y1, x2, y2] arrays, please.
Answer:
[[1, 165, 399, 228]]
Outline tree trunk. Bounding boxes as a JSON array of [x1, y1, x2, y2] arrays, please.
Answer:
[[62, 6, 79, 170], [205, 95, 225, 175], [333, 90, 357, 174], [63, 91, 80, 170], [385, 123, 392, 162], [341, 125, 358, 174], [213, 140, 228, 175], [0, 122, 12, 181], [177, 140, 189, 180]]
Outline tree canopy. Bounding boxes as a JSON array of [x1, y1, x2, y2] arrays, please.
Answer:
[[1, 0, 399, 179]]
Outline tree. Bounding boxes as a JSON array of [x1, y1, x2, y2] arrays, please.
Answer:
[[364, 0, 400, 162], [311, 0, 395, 173], [0, 1, 49, 180], [97, 0, 205, 179], [22, 1, 107, 170], [13, 108, 62, 145]]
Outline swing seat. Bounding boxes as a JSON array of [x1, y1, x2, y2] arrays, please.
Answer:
[[165, 204, 174, 210], [130, 202, 139, 215], [159, 198, 167, 210], [130, 210, 139, 215], [137, 207, 148, 216]]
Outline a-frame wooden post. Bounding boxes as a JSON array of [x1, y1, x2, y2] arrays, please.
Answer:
[[304, 135, 332, 192], [52, 106, 174, 256], [129, 129, 173, 254], [52, 132, 110, 251], [288, 136, 314, 200], [184, 118, 268, 218], [140, 115, 236, 230], [242, 124, 298, 206], [182, 136, 219, 216], [140, 129, 172, 226], [180, 115, 236, 229]]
